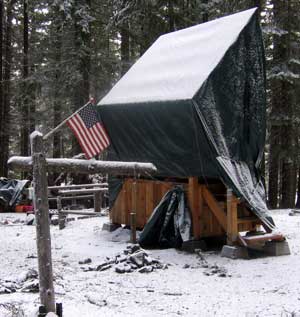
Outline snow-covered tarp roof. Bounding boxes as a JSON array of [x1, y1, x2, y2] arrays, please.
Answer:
[[97, 8, 273, 229], [99, 8, 257, 105]]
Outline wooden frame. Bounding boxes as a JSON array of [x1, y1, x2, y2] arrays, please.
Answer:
[[110, 177, 267, 242]]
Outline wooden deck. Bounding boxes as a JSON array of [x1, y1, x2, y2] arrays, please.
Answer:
[[110, 177, 266, 244]]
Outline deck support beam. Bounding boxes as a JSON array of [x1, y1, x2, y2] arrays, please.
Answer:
[[226, 189, 238, 245], [188, 177, 201, 239]]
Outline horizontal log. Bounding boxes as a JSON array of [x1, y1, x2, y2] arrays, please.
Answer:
[[58, 188, 108, 195], [8, 156, 157, 176], [242, 233, 284, 246], [48, 195, 94, 201], [48, 183, 108, 190], [59, 210, 101, 216]]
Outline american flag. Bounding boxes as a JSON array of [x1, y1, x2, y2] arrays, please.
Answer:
[[67, 102, 110, 159]]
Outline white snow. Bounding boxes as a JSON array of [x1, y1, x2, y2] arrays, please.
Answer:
[[30, 131, 43, 140], [8, 156, 157, 174], [98, 8, 257, 106], [268, 70, 300, 81], [262, 26, 289, 36], [0, 210, 299, 317], [290, 58, 300, 66]]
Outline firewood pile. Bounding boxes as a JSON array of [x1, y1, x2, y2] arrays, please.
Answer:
[[80, 244, 168, 274]]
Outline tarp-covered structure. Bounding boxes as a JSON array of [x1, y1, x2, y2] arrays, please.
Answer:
[[0, 178, 28, 212], [97, 8, 274, 228]]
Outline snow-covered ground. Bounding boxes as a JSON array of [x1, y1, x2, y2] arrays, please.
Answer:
[[0, 210, 299, 317]]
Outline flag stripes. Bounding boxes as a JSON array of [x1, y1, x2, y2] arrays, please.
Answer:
[[66, 103, 110, 159]]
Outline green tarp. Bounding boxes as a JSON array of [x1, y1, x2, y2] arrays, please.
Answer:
[[97, 8, 274, 228]]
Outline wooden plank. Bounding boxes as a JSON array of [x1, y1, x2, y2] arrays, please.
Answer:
[[188, 177, 201, 239], [226, 189, 238, 245], [242, 233, 284, 245], [160, 182, 168, 198], [132, 179, 138, 226], [126, 179, 133, 224], [153, 181, 161, 213], [145, 181, 155, 220], [202, 186, 227, 231], [199, 205, 224, 237], [114, 197, 121, 224], [136, 181, 146, 228], [121, 179, 128, 224], [130, 212, 137, 243], [198, 185, 204, 234], [110, 183, 124, 224]]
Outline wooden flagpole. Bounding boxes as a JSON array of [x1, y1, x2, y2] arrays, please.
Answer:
[[43, 99, 94, 141]]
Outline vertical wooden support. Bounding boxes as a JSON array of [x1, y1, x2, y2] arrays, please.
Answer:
[[146, 182, 155, 219], [94, 190, 101, 213], [226, 188, 238, 245], [124, 181, 130, 225], [131, 177, 137, 243], [30, 131, 55, 313], [188, 177, 201, 239], [198, 185, 203, 233], [130, 212, 137, 243], [57, 196, 65, 230]]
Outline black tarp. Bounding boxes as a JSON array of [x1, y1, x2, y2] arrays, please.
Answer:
[[97, 8, 274, 228], [0, 179, 28, 211], [139, 186, 191, 248]]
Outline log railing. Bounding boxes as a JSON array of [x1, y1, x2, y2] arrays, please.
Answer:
[[7, 131, 157, 314]]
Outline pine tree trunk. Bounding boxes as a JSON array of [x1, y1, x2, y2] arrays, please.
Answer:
[[168, 0, 175, 31], [29, 64, 35, 134], [252, 0, 262, 10], [1, 0, 16, 176], [120, 0, 130, 75], [276, 0, 296, 208], [20, 0, 29, 157], [268, 125, 280, 208], [296, 168, 300, 208], [280, 125, 296, 208], [0, 0, 3, 176], [72, 0, 91, 156], [202, 0, 208, 23], [52, 6, 63, 159], [268, 0, 297, 209], [120, 23, 130, 76]]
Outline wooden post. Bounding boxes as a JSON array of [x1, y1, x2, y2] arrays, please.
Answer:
[[130, 212, 137, 243], [31, 131, 55, 313], [71, 194, 76, 209], [226, 188, 238, 245], [131, 176, 137, 243], [188, 177, 201, 239], [57, 196, 65, 230], [94, 190, 102, 213]]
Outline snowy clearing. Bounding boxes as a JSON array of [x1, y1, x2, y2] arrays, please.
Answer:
[[0, 210, 299, 317]]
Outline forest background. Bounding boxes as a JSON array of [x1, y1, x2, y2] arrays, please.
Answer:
[[0, 0, 299, 209]]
